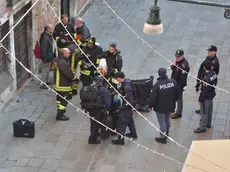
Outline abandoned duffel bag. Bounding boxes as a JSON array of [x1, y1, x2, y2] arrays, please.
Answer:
[[13, 119, 35, 138]]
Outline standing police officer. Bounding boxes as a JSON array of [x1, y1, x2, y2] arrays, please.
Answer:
[[194, 61, 217, 133], [112, 71, 137, 145], [195, 45, 219, 114], [149, 68, 181, 144], [171, 49, 190, 119]]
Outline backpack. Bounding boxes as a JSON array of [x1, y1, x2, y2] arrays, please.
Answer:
[[121, 80, 137, 107], [115, 51, 123, 71], [33, 41, 41, 59], [80, 84, 104, 110]]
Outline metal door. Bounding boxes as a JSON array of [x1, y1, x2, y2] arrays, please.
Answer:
[[14, 3, 32, 89]]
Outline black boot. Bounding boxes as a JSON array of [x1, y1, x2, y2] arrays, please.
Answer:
[[171, 113, 182, 119], [72, 89, 78, 96], [88, 139, 101, 144], [112, 137, 125, 145], [126, 133, 137, 139], [155, 137, 167, 144], [195, 109, 200, 114], [56, 110, 69, 121]]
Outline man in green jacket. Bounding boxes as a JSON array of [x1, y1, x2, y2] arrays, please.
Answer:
[[40, 24, 55, 89]]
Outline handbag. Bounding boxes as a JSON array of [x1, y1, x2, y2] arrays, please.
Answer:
[[13, 119, 35, 138]]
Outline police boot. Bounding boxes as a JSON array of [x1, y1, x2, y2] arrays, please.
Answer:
[[112, 137, 125, 145], [125, 133, 137, 139], [171, 113, 182, 119], [155, 137, 167, 144], [88, 139, 101, 144], [72, 89, 78, 96], [56, 110, 69, 121], [195, 109, 200, 114]]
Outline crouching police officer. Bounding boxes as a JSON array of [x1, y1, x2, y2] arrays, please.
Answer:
[[53, 48, 79, 121], [149, 68, 181, 144], [112, 71, 137, 145], [194, 61, 217, 133], [88, 76, 113, 144], [171, 49, 190, 119]]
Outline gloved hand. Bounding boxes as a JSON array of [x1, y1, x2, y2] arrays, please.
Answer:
[[73, 77, 80, 83], [195, 82, 200, 92]]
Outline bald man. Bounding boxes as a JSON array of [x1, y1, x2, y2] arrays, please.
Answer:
[[53, 48, 79, 121], [75, 17, 91, 46]]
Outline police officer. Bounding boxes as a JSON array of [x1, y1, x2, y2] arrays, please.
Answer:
[[194, 61, 217, 133], [53, 14, 75, 55], [149, 68, 181, 144], [88, 76, 113, 144], [53, 48, 79, 121], [77, 37, 103, 86], [195, 45, 219, 114], [171, 49, 190, 119], [75, 17, 91, 47], [66, 44, 81, 96], [112, 71, 137, 145]]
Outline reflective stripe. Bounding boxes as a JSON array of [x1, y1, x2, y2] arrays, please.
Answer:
[[71, 53, 75, 71], [114, 94, 118, 98], [54, 85, 71, 92], [77, 40, 82, 45], [78, 60, 82, 66], [114, 68, 118, 74], [73, 33, 77, 39], [96, 58, 100, 65], [58, 48, 62, 52], [73, 75, 77, 80], [80, 70, 91, 75], [55, 37, 60, 41], [58, 104, 66, 110], [56, 101, 60, 105]]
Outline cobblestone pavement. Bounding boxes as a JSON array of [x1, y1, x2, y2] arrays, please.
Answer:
[[1, 0, 230, 171]]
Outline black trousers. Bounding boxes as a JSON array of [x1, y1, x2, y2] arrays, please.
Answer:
[[89, 109, 103, 141], [56, 92, 69, 112]]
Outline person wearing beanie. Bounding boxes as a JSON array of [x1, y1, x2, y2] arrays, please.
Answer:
[[149, 68, 181, 144], [194, 61, 217, 133], [112, 71, 137, 145], [171, 49, 190, 119]]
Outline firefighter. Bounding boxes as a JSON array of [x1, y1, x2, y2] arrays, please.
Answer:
[[53, 14, 76, 55], [66, 44, 81, 97], [195, 45, 219, 114], [77, 37, 103, 86], [53, 48, 79, 121], [75, 17, 91, 47]]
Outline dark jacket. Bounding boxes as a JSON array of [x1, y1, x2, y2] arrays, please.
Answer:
[[53, 23, 75, 48], [199, 70, 217, 102], [76, 23, 91, 44], [149, 75, 181, 113], [77, 45, 103, 76], [197, 55, 219, 81], [119, 79, 134, 110], [171, 58, 190, 90], [53, 56, 77, 92], [40, 31, 54, 63], [99, 50, 119, 70], [99, 86, 112, 110]]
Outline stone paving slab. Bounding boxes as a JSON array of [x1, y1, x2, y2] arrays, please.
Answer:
[[0, 0, 230, 171]]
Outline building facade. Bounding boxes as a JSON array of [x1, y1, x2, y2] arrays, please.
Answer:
[[0, 0, 93, 109]]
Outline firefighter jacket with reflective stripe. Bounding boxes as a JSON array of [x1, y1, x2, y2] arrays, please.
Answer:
[[66, 44, 81, 72], [77, 45, 103, 76], [53, 56, 77, 92], [53, 22, 76, 49]]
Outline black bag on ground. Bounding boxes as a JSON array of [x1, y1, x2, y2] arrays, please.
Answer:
[[80, 84, 103, 110], [13, 119, 35, 138], [132, 76, 154, 112]]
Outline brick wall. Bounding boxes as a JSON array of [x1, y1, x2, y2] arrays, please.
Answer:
[[77, 0, 88, 12], [33, 0, 60, 41]]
